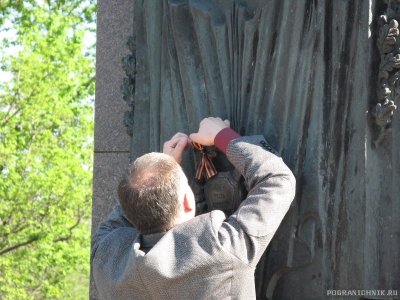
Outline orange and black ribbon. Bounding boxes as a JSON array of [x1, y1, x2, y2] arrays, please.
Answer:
[[192, 142, 217, 180]]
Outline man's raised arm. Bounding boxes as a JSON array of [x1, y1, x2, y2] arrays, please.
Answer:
[[190, 117, 296, 267]]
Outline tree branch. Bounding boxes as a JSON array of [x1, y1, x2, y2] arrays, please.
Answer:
[[0, 236, 39, 256], [1, 87, 37, 125], [2, 106, 22, 125], [12, 224, 28, 234], [53, 214, 81, 243], [0, 207, 85, 255]]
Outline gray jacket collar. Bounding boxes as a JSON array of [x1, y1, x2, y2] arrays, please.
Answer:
[[140, 232, 167, 253]]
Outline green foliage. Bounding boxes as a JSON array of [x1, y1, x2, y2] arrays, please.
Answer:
[[0, 0, 96, 299]]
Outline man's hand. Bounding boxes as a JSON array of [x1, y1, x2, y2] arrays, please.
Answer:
[[190, 117, 230, 146], [163, 132, 192, 165]]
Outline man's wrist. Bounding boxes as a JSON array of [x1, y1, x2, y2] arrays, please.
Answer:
[[214, 128, 241, 153]]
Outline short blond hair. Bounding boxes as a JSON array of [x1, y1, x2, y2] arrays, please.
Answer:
[[118, 153, 186, 234]]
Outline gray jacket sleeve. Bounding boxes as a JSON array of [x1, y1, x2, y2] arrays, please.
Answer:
[[217, 135, 296, 268], [90, 204, 136, 264]]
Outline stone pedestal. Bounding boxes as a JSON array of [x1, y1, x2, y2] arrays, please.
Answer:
[[90, 1, 133, 299]]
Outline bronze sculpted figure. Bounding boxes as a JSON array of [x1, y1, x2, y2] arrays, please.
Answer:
[[117, 0, 400, 298]]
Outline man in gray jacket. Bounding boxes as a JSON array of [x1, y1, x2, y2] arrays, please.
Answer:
[[91, 117, 296, 299]]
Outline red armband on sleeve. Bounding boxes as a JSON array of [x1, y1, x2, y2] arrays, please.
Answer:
[[214, 128, 241, 154]]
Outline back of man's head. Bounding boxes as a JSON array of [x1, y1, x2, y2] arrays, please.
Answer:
[[118, 152, 186, 235]]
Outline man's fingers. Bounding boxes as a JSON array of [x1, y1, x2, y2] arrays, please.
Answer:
[[164, 139, 176, 149], [224, 119, 230, 127], [184, 138, 192, 150], [166, 136, 184, 148], [189, 133, 198, 142], [163, 132, 192, 164], [171, 132, 188, 140], [173, 137, 188, 154], [164, 134, 191, 150]]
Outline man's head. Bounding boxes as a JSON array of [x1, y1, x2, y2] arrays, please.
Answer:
[[118, 152, 195, 235]]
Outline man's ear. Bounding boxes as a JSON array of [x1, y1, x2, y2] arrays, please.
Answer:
[[183, 188, 195, 212]]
